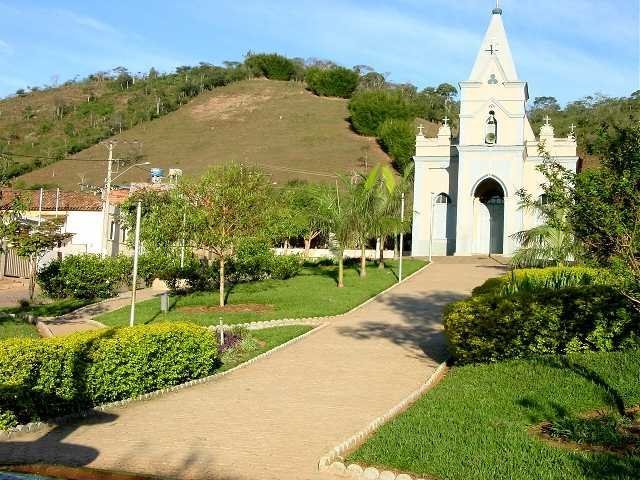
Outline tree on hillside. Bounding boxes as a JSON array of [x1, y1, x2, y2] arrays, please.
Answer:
[[179, 164, 274, 306]]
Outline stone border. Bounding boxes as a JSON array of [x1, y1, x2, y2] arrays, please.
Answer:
[[318, 361, 449, 480], [0, 322, 328, 440]]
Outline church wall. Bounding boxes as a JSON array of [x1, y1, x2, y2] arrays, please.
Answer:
[[411, 157, 457, 257]]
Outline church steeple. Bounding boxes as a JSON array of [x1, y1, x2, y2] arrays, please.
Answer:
[[467, 2, 519, 83]]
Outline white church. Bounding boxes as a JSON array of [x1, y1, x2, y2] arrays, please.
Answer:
[[411, 4, 578, 257]]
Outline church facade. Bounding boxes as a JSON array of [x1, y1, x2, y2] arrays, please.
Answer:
[[411, 6, 578, 257]]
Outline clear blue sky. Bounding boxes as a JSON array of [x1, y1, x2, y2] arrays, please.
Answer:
[[0, 0, 638, 104]]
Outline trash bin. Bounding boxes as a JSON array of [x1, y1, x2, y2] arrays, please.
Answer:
[[160, 291, 169, 313]]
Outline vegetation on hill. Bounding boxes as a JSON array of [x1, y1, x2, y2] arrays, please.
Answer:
[[3, 49, 636, 186], [529, 92, 640, 167]]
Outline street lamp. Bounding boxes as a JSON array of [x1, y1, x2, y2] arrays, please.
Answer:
[[102, 160, 151, 256]]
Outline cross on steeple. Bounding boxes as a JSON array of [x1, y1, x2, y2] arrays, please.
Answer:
[[570, 123, 576, 134], [443, 117, 450, 126], [417, 124, 424, 135], [544, 115, 551, 126], [485, 43, 499, 55]]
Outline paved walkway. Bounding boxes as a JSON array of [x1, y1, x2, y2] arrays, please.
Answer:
[[41, 289, 160, 336], [0, 258, 506, 480]]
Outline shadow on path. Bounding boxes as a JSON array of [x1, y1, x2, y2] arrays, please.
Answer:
[[336, 290, 466, 363]]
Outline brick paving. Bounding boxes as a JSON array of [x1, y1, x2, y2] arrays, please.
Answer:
[[0, 258, 505, 480]]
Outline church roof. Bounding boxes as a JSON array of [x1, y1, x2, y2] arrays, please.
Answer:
[[468, 8, 519, 83]]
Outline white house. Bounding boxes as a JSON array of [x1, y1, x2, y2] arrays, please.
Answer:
[[411, 5, 578, 257]]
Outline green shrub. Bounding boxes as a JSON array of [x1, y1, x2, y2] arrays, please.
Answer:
[[0, 323, 219, 426], [244, 53, 297, 81], [444, 286, 640, 365], [37, 254, 130, 299], [348, 89, 418, 136], [270, 254, 302, 280], [377, 118, 416, 172], [306, 66, 360, 98], [472, 266, 614, 296]]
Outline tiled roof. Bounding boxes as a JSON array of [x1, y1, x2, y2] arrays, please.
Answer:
[[0, 189, 103, 212]]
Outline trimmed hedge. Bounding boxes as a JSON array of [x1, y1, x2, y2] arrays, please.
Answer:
[[444, 286, 640, 365], [0, 323, 219, 428], [37, 254, 130, 299], [472, 266, 614, 296]]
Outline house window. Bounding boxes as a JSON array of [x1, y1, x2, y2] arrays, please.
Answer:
[[109, 221, 117, 241], [121, 227, 128, 242], [485, 110, 498, 145]]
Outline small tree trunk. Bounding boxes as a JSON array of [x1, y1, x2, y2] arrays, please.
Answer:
[[378, 236, 385, 270], [338, 252, 345, 288], [360, 244, 367, 278], [304, 237, 311, 257], [29, 257, 37, 301], [219, 257, 225, 307]]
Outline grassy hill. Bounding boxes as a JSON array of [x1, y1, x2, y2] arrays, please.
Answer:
[[17, 79, 433, 189]]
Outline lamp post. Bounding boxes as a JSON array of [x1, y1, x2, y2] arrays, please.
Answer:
[[129, 200, 142, 327], [398, 191, 405, 283]]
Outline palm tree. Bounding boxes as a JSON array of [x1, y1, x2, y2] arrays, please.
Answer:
[[511, 152, 580, 268], [319, 180, 356, 288]]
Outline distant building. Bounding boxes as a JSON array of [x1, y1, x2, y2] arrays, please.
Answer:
[[411, 6, 578, 257]]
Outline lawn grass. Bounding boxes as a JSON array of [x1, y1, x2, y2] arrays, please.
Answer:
[[221, 325, 313, 372], [0, 298, 92, 318], [0, 316, 38, 339], [97, 259, 426, 327], [348, 350, 640, 480]]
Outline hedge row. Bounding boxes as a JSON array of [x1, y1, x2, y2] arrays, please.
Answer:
[[444, 286, 640, 365], [0, 323, 219, 429]]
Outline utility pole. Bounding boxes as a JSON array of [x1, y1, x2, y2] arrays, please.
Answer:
[[129, 200, 142, 327], [101, 142, 115, 256]]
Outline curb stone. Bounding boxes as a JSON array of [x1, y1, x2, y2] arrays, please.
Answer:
[[0, 322, 328, 440], [318, 361, 448, 480]]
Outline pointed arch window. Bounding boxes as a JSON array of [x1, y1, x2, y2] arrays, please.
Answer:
[[485, 110, 498, 145], [435, 193, 451, 204]]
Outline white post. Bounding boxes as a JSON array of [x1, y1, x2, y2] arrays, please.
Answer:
[[398, 192, 405, 282], [38, 188, 44, 225], [102, 143, 114, 256], [428, 192, 435, 263], [180, 212, 186, 268], [129, 200, 142, 327]]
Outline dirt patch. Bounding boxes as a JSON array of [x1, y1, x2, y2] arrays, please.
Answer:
[[190, 93, 273, 121], [177, 303, 275, 314], [530, 406, 640, 456]]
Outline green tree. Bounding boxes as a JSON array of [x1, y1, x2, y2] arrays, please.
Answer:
[[319, 181, 356, 288], [244, 53, 297, 81], [571, 124, 640, 306], [377, 118, 416, 172], [285, 181, 332, 256], [179, 163, 274, 306], [511, 145, 580, 268], [348, 89, 418, 136], [306, 66, 360, 98], [9, 218, 71, 300]]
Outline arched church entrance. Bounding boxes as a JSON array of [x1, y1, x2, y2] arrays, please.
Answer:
[[472, 178, 504, 255]]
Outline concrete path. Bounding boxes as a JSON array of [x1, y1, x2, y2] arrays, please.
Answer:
[[0, 258, 506, 480], [41, 289, 160, 336]]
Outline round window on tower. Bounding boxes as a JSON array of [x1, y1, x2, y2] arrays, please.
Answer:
[[485, 110, 497, 145]]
